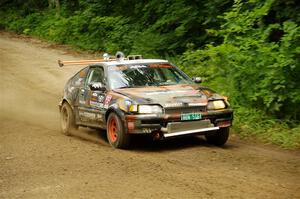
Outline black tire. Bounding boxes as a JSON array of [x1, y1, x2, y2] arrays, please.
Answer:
[[107, 112, 130, 149], [60, 102, 77, 135], [205, 127, 229, 146]]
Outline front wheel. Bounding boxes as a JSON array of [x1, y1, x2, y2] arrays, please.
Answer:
[[205, 127, 229, 146], [60, 102, 77, 135], [107, 113, 130, 149]]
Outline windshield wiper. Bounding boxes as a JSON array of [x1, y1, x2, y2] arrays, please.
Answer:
[[146, 82, 160, 86]]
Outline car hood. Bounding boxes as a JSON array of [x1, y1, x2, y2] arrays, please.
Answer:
[[114, 84, 223, 108]]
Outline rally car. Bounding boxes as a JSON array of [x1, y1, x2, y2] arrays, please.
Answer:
[[59, 52, 233, 149]]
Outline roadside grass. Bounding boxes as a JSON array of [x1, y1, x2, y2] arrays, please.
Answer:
[[233, 106, 300, 149]]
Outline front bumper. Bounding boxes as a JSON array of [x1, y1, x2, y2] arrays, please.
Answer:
[[124, 109, 233, 138]]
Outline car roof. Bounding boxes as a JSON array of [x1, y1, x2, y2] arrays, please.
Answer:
[[90, 59, 169, 68]]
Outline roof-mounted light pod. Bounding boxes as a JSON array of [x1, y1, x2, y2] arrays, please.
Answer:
[[127, 55, 143, 60], [103, 53, 110, 61], [116, 51, 125, 62]]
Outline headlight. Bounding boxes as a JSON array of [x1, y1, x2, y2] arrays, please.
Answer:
[[207, 100, 226, 110], [138, 105, 163, 114]]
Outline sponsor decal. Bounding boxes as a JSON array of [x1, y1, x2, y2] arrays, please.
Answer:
[[125, 100, 132, 106], [79, 112, 96, 120], [79, 89, 88, 105], [90, 96, 97, 102], [104, 95, 112, 104], [149, 64, 172, 68], [90, 93, 106, 108], [103, 95, 112, 108], [117, 98, 132, 111], [111, 64, 172, 71], [98, 95, 105, 103], [79, 112, 103, 122], [90, 92, 98, 102], [90, 101, 103, 108]]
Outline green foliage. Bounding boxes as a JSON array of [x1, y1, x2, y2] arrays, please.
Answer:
[[0, 9, 135, 53], [181, 0, 300, 121], [0, 0, 233, 55], [179, 0, 300, 148], [129, 0, 233, 56]]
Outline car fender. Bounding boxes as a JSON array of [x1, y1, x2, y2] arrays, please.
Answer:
[[59, 97, 74, 111], [105, 104, 126, 123]]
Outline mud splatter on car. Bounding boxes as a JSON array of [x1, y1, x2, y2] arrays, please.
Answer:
[[59, 54, 233, 148]]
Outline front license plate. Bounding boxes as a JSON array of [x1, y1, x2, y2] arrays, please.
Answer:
[[181, 113, 202, 121]]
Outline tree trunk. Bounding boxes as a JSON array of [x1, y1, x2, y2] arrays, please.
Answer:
[[48, 0, 54, 8], [48, 0, 60, 15], [55, 0, 60, 13]]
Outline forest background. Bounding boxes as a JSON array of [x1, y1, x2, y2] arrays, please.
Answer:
[[0, 0, 299, 148]]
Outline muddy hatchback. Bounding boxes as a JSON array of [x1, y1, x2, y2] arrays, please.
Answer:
[[59, 53, 233, 148]]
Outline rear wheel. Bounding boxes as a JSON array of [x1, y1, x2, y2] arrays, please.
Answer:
[[60, 102, 77, 135], [205, 127, 229, 146], [107, 113, 130, 149]]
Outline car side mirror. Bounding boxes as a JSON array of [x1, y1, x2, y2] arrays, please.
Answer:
[[89, 82, 106, 91], [192, 77, 202, 83]]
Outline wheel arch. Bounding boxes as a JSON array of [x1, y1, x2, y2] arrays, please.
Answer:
[[106, 108, 130, 148], [105, 107, 126, 124], [59, 98, 74, 111]]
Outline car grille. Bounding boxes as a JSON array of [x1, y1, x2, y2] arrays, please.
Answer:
[[164, 106, 206, 115]]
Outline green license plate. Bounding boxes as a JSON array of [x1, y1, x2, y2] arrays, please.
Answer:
[[181, 113, 202, 121]]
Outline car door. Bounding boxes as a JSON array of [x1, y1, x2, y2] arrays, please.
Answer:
[[78, 66, 107, 128]]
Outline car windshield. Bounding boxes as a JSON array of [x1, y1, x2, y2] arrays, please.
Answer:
[[108, 63, 193, 89]]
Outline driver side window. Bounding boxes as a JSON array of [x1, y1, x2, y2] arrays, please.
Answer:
[[86, 67, 105, 87]]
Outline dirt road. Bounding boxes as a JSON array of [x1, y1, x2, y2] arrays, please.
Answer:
[[0, 32, 299, 199]]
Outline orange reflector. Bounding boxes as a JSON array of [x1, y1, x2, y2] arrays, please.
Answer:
[[127, 121, 135, 132], [217, 120, 231, 128]]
